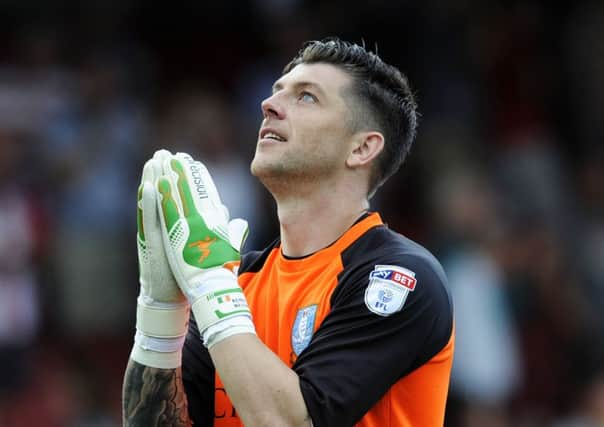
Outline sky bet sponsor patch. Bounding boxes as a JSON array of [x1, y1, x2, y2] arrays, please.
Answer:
[[365, 265, 417, 316]]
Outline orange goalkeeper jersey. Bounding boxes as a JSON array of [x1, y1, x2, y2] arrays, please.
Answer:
[[183, 212, 454, 427]]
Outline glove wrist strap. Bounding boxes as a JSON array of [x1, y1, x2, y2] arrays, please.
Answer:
[[187, 268, 256, 348], [134, 330, 186, 352], [132, 297, 189, 369], [189, 268, 251, 331], [130, 345, 182, 369], [136, 297, 189, 338], [203, 317, 256, 349]]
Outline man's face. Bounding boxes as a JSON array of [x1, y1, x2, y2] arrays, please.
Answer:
[[251, 63, 356, 184]]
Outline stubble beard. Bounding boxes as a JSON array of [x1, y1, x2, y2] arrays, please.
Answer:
[[250, 151, 335, 197]]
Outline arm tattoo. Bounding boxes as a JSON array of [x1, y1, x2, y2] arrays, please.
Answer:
[[122, 360, 192, 426]]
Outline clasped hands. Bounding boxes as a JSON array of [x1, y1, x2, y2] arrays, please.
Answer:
[[131, 149, 255, 369]]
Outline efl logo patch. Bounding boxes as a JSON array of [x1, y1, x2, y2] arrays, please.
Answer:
[[291, 305, 318, 356], [365, 265, 417, 316]]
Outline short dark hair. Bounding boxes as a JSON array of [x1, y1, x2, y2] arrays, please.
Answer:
[[283, 37, 418, 197]]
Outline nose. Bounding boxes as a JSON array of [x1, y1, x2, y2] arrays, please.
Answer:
[[261, 94, 285, 120]]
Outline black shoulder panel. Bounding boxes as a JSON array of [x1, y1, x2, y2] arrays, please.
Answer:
[[239, 238, 280, 274], [336, 225, 452, 371], [295, 225, 453, 427]]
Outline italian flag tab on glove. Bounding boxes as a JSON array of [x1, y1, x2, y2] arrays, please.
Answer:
[[157, 152, 255, 349]]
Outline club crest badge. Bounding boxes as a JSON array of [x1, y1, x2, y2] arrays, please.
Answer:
[[365, 265, 417, 316], [292, 304, 318, 356]]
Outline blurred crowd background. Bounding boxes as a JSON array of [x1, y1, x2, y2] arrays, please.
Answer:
[[0, 1, 603, 426]]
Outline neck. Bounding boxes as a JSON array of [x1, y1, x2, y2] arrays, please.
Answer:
[[269, 177, 369, 257]]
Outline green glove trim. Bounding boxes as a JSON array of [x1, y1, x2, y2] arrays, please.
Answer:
[[158, 162, 240, 271], [137, 184, 145, 242]]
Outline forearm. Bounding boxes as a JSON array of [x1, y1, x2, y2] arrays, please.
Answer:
[[122, 359, 192, 427], [209, 334, 311, 427]]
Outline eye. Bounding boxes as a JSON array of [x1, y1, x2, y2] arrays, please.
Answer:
[[298, 91, 317, 103]]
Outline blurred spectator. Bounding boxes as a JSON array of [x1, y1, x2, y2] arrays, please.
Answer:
[[432, 169, 521, 427], [550, 366, 604, 427], [41, 51, 147, 337], [0, 130, 44, 420], [576, 151, 604, 333], [0, 30, 74, 136], [153, 89, 270, 249], [0, 2, 600, 426], [565, 1, 604, 152]]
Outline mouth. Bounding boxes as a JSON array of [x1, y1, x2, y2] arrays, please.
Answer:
[[259, 128, 287, 143]]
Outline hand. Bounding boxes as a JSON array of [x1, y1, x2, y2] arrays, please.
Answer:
[[131, 149, 190, 369], [157, 152, 255, 348]]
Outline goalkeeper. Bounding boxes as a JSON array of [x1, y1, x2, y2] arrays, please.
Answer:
[[122, 38, 454, 427]]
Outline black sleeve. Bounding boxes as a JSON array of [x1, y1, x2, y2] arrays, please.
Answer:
[[239, 241, 279, 274], [293, 253, 453, 427], [182, 316, 215, 426]]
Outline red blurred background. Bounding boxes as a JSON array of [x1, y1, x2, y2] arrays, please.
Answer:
[[0, 1, 603, 426]]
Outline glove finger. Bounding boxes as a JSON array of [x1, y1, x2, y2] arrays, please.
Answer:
[[140, 150, 169, 241], [174, 152, 223, 206], [140, 156, 162, 243], [165, 157, 199, 220], [152, 149, 173, 177], [153, 149, 173, 161], [163, 157, 229, 245], [137, 184, 145, 242], [141, 158, 157, 186], [138, 181, 160, 283], [141, 149, 172, 186], [141, 181, 160, 243], [228, 218, 249, 252], [165, 156, 229, 232], [172, 152, 225, 211], [193, 160, 231, 226], [157, 174, 183, 234]]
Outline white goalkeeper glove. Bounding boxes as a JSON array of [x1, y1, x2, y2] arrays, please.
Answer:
[[131, 149, 190, 369], [157, 152, 255, 349]]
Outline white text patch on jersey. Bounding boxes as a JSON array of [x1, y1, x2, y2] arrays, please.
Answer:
[[364, 265, 417, 316]]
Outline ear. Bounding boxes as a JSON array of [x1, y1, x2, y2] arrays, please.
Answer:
[[346, 131, 384, 168]]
